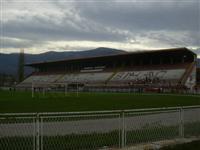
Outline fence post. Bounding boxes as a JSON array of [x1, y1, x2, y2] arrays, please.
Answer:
[[121, 111, 125, 148], [33, 117, 36, 150], [179, 107, 184, 138], [36, 113, 40, 150]]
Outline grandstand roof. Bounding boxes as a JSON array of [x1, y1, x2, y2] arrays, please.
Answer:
[[26, 47, 196, 67]]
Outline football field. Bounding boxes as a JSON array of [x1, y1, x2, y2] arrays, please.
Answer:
[[0, 91, 200, 113], [1, 91, 200, 150]]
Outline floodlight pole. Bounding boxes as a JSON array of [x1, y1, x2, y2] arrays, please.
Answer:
[[65, 83, 67, 96], [76, 82, 78, 97], [32, 82, 34, 98], [43, 86, 45, 97]]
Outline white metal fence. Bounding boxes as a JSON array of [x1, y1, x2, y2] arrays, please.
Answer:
[[0, 106, 200, 150]]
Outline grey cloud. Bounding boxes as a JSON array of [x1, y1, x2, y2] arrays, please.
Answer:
[[1, 0, 200, 53], [77, 1, 199, 32], [3, 11, 129, 42]]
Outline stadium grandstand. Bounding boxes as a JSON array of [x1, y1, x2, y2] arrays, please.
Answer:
[[17, 47, 199, 93]]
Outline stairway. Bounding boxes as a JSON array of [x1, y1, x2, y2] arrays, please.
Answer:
[[179, 62, 195, 86], [105, 66, 125, 84]]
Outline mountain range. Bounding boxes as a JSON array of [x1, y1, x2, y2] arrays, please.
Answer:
[[0, 47, 126, 76]]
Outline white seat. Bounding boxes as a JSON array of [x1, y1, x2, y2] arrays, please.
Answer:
[[59, 72, 112, 83], [111, 69, 185, 84]]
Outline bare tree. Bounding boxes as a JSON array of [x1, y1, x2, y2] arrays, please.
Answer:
[[17, 49, 24, 83]]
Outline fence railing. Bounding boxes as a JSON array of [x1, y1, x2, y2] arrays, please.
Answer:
[[0, 106, 200, 150]]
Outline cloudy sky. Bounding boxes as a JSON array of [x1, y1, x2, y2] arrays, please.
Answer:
[[0, 0, 199, 56]]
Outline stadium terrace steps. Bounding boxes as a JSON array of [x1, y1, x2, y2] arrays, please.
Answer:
[[105, 68, 123, 84], [54, 72, 113, 83], [19, 69, 185, 87], [54, 74, 67, 84], [21, 74, 62, 83], [179, 62, 196, 85], [18, 62, 196, 89], [109, 69, 185, 83]]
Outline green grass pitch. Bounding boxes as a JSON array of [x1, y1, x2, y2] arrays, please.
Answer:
[[0, 91, 199, 113]]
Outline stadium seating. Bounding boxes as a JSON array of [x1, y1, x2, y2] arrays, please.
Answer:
[[58, 72, 112, 83], [18, 62, 195, 90], [22, 74, 62, 83], [110, 69, 185, 83]]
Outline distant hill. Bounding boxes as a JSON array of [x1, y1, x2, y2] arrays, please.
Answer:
[[0, 47, 126, 76]]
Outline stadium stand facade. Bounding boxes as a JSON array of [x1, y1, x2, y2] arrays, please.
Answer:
[[18, 47, 199, 93]]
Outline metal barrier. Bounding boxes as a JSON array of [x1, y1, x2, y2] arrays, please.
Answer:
[[0, 106, 200, 150]]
